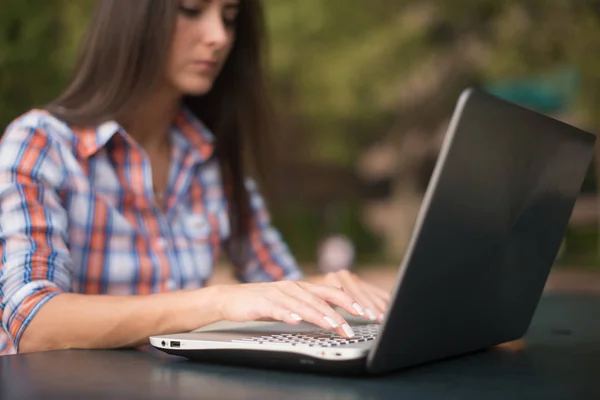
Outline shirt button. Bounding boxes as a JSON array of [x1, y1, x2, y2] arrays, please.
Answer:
[[166, 279, 177, 291]]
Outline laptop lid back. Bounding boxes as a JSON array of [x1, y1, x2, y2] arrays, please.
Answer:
[[367, 89, 596, 374]]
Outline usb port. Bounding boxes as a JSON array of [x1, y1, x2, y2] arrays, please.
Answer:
[[170, 341, 181, 348]]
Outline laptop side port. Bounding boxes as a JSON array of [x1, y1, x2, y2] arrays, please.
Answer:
[[170, 341, 181, 348]]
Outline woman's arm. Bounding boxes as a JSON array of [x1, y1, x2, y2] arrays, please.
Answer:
[[20, 279, 366, 353], [223, 178, 304, 283], [18, 287, 220, 352]]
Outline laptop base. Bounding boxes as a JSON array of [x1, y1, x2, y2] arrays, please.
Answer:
[[160, 348, 368, 375]]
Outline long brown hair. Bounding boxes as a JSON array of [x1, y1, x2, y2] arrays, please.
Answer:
[[46, 0, 274, 254]]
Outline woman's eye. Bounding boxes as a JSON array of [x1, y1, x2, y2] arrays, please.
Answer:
[[178, 5, 202, 19], [222, 9, 239, 27], [223, 16, 237, 27]]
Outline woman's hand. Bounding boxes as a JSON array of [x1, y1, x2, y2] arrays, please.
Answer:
[[213, 281, 368, 338], [312, 270, 391, 323]]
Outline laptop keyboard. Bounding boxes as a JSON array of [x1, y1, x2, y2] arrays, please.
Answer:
[[232, 323, 380, 347]]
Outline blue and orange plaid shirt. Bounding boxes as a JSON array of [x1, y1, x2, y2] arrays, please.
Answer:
[[0, 107, 302, 355]]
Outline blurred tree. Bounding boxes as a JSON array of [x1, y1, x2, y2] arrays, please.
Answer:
[[0, 0, 92, 129], [264, 0, 600, 161], [264, 0, 600, 260]]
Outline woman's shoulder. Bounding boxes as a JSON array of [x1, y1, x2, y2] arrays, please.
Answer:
[[2, 109, 78, 150]]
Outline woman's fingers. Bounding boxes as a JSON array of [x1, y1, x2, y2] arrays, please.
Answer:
[[319, 271, 392, 323], [269, 307, 305, 325], [218, 279, 387, 332], [333, 271, 381, 322], [273, 288, 355, 338], [297, 281, 365, 318], [358, 281, 391, 320], [366, 282, 391, 304], [227, 277, 392, 338]]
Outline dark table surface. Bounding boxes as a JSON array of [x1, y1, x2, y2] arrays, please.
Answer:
[[1, 293, 600, 400]]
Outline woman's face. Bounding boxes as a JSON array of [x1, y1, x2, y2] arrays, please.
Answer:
[[165, 0, 240, 96]]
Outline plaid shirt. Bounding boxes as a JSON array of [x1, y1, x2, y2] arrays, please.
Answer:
[[0, 108, 302, 355]]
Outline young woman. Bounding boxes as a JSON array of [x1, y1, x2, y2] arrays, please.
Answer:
[[0, 0, 389, 355]]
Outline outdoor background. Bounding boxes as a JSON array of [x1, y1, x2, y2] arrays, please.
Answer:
[[2, 0, 600, 289]]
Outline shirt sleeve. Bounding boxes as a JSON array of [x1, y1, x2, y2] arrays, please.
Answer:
[[226, 178, 303, 283], [0, 124, 73, 353]]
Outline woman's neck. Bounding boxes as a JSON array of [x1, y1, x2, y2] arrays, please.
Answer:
[[120, 87, 181, 150]]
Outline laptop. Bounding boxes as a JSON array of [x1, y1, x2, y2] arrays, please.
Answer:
[[150, 88, 596, 375]]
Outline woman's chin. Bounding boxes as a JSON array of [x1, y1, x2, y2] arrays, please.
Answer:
[[178, 80, 215, 97]]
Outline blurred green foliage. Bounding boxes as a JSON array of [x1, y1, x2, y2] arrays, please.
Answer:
[[264, 0, 600, 151], [560, 227, 600, 269], [0, 0, 93, 128]]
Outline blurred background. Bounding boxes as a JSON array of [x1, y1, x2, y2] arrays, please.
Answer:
[[2, 0, 600, 291]]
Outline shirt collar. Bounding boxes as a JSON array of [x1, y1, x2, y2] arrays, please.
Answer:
[[75, 121, 121, 159], [74, 106, 216, 162]]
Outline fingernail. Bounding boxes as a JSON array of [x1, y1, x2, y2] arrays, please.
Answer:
[[290, 313, 302, 321], [352, 303, 365, 316], [379, 313, 385, 322], [323, 316, 338, 328], [342, 324, 355, 338], [366, 308, 377, 321]]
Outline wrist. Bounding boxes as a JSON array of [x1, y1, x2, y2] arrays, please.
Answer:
[[176, 285, 225, 331], [201, 284, 228, 322]]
